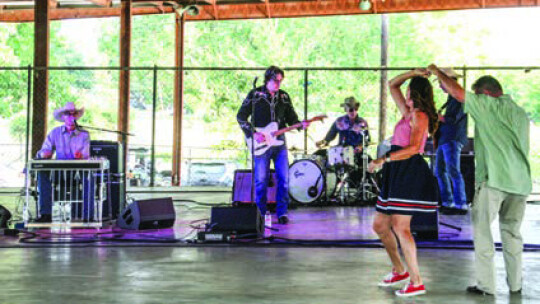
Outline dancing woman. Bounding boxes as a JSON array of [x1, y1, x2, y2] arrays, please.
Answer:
[[368, 69, 439, 297]]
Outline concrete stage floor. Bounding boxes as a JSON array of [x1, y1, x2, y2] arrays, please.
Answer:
[[1, 190, 540, 303]]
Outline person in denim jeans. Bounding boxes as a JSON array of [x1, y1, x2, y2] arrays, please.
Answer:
[[434, 68, 468, 214], [237, 66, 309, 224]]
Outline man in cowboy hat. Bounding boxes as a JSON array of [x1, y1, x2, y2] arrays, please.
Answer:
[[433, 68, 469, 215], [35, 102, 93, 223], [316, 97, 370, 192], [316, 96, 370, 152]]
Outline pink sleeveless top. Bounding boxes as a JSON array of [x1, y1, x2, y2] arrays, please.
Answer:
[[391, 116, 428, 153]]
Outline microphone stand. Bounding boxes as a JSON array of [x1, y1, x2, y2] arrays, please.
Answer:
[[76, 123, 134, 167], [250, 77, 258, 207], [76, 122, 134, 219]]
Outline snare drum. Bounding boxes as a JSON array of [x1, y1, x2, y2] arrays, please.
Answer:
[[288, 159, 336, 204], [328, 146, 355, 167]]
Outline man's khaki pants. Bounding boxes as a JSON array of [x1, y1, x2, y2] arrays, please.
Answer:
[[472, 182, 527, 294]]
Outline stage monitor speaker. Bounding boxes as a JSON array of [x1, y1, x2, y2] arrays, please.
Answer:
[[232, 169, 277, 204], [117, 197, 175, 230], [90, 140, 125, 219], [0, 205, 11, 228], [411, 210, 439, 240], [210, 206, 263, 235]]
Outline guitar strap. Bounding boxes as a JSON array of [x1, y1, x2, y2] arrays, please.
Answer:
[[437, 100, 450, 114], [439, 100, 467, 125]]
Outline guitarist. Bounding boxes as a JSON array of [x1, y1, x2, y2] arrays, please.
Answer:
[[434, 68, 468, 214], [236, 66, 310, 224]]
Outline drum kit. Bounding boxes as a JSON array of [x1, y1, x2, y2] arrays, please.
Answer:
[[288, 133, 380, 205]]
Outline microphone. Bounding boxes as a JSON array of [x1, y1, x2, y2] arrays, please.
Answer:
[[74, 120, 81, 130], [308, 174, 323, 198], [308, 186, 318, 198]]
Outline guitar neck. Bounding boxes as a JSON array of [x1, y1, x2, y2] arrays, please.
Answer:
[[272, 122, 302, 137], [267, 115, 325, 137]]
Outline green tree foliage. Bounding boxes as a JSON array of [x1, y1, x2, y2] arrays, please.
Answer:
[[92, 11, 540, 150], [1, 9, 539, 185], [1, 22, 95, 139]]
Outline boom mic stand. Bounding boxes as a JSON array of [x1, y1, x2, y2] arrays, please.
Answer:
[[75, 122, 134, 165], [75, 121, 134, 217]]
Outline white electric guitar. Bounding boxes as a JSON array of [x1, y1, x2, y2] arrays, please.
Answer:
[[246, 115, 327, 156]]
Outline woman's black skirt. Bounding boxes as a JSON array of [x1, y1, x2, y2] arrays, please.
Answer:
[[376, 146, 439, 216]]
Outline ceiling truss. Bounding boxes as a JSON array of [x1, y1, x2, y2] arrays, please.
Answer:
[[0, 0, 538, 22]]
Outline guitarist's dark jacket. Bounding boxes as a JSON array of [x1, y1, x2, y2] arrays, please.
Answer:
[[237, 86, 301, 141]]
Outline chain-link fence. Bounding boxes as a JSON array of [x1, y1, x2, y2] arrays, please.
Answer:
[[0, 66, 538, 191]]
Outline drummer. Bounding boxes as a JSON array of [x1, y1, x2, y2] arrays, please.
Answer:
[[316, 96, 370, 152]]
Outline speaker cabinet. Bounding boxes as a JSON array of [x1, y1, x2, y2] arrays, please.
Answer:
[[117, 197, 175, 230], [90, 140, 124, 174], [411, 210, 439, 240], [90, 140, 125, 219], [232, 169, 277, 204], [0, 205, 11, 229], [210, 206, 263, 235], [460, 155, 475, 203]]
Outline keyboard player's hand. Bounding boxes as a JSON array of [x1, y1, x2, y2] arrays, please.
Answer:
[[39, 151, 53, 159]]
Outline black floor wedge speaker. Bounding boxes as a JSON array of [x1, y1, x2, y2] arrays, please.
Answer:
[[210, 206, 263, 235], [117, 197, 175, 230], [0, 204, 11, 229]]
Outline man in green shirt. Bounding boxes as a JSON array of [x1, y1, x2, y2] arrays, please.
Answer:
[[428, 64, 531, 296]]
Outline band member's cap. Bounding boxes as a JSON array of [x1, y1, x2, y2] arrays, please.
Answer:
[[438, 68, 462, 79], [340, 96, 360, 109], [53, 102, 85, 122]]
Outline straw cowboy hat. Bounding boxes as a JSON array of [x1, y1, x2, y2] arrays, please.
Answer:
[[340, 96, 360, 109], [438, 68, 462, 79], [53, 102, 85, 122]]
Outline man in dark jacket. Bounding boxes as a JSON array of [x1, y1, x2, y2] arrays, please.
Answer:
[[237, 66, 309, 224]]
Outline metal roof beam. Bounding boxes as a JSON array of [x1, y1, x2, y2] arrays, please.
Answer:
[[1, 0, 539, 22], [0, 6, 174, 22]]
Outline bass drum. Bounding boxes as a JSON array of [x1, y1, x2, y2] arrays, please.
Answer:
[[289, 159, 336, 204]]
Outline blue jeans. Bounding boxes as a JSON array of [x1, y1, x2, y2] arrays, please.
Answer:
[[254, 145, 289, 218], [38, 171, 95, 220], [435, 141, 467, 208]]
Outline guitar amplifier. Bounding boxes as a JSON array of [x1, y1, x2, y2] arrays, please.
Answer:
[[232, 169, 277, 204]]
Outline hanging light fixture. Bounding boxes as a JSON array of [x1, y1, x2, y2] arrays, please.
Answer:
[[176, 5, 200, 16], [359, 0, 372, 11]]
